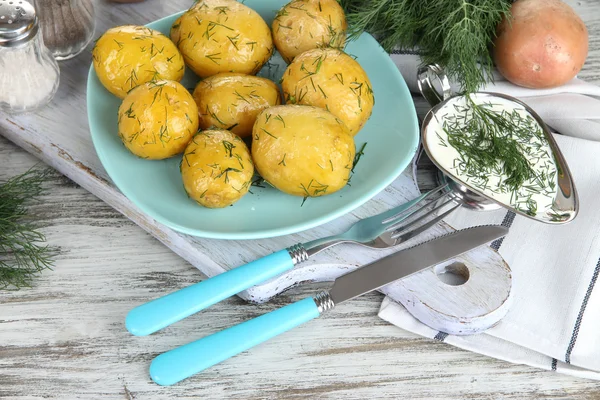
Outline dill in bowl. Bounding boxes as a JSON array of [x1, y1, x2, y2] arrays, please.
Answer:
[[425, 95, 557, 216]]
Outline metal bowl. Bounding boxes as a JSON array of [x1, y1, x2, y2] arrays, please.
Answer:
[[417, 64, 578, 224]]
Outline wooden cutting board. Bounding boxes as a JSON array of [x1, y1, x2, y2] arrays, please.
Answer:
[[0, 0, 511, 335]]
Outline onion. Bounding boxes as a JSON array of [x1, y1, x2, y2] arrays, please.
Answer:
[[493, 0, 588, 89]]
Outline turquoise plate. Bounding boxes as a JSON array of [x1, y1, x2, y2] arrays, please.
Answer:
[[87, 0, 419, 240]]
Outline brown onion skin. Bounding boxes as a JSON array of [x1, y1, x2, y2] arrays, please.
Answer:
[[493, 0, 588, 89]]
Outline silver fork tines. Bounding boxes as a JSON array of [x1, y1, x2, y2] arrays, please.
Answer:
[[390, 203, 461, 241], [381, 183, 448, 225], [304, 183, 461, 256], [385, 195, 454, 234]]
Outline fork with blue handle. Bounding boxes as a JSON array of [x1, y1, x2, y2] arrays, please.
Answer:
[[125, 183, 457, 336]]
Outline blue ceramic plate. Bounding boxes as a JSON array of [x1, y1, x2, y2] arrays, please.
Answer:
[[87, 0, 419, 239]]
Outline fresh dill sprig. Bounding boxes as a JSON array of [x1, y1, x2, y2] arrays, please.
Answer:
[[340, 0, 511, 93], [351, 142, 367, 173], [0, 168, 56, 290]]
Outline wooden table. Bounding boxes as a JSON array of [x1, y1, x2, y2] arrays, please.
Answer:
[[1, 1, 599, 398]]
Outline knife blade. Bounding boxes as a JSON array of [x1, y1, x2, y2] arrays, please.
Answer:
[[329, 224, 508, 305], [149, 225, 508, 386]]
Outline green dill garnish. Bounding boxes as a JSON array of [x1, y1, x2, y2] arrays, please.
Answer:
[[261, 128, 277, 139], [440, 96, 556, 216], [227, 34, 240, 50], [147, 69, 160, 82], [125, 69, 138, 90], [340, 0, 511, 93], [350, 81, 364, 109], [278, 154, 287, 166], [216, 167, 241, 183], [299, 179, 329, 197], [277, 24, 293, 32], [123, 103, 136, 119], [274, 115, 286, 127], [301, 196, 308, 207], [222, 140, 235, 157], [299, 57, 324, 81], [204, 21, 233, 40], [149, 81, 166, 106], [234, 90, 250, 104], [251, 176, 266, 188], [204, 105, 225, 125], [233, 153, 244, 169], [0, 168, 57, 290], [317, 85, 328, 99], [352, 142, 367, 173], [206, 52, 222, 65], [183, 149, 195, 167]]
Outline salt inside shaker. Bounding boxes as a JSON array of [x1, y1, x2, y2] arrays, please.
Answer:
[[0, 0, 60, 114]]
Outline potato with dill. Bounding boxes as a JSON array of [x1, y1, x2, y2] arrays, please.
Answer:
[[272, 0, 347, 64], [174, 0, 273, 78], [252, 105, 355, 197], [181, 129, 254, 208], [281, 48, 374, 136], [93, 25, 185, 99], [118, 80, 199, 159], [170, 16, 183, 44], [193, 73, 281, 139]]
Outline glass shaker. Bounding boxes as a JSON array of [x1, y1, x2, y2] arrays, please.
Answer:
[[0, 0, 60, 114], [33, 0, 95, 60]]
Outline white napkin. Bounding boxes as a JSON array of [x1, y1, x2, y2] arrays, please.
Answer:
[[380, 54, 600, 379]]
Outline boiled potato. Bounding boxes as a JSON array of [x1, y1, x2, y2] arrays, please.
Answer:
[[170, 16, 183, 45], [252, 105, 354, 197], [272, 0, 347, 63], [93, 25, 185, 99], [193, 73, 281, 139], [175, 0, 273, 78], [281, 48, 374, 136], [118, 80, 199, 159], [181, 129, 254, 208]]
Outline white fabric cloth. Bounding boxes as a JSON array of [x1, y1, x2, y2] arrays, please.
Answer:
[[380, 54, 600, 379]]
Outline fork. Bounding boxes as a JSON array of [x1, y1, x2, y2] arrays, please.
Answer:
[[125, 183, 460, 336]]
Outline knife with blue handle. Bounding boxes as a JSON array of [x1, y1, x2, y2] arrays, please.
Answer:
[[148, 225, 509, 386], [125, 192, 434, 337]]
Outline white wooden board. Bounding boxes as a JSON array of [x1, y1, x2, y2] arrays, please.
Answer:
[[2, 0, 598, 332]]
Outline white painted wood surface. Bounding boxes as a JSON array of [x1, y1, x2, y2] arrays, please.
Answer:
[[0, 0, 599, 397], [0, 0, 513, 333]]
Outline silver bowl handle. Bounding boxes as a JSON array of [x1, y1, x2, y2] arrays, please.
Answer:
[[417, 64, 452, 107]]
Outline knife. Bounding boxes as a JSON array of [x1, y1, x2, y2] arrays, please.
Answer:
[[149, 225, 508, 386]]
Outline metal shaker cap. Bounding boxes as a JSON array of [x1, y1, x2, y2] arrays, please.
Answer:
[[0, 0, 38, 47]]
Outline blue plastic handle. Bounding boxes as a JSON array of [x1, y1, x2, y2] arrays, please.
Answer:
[[125, 249, 296, 336], [149, 297, 320, 386]]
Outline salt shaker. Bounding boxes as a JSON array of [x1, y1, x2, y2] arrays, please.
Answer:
[[0, 0, 60, 114], [33, 0, 95, 60]]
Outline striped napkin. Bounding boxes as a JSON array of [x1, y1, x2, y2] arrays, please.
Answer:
[[379, 53, 600, 379]]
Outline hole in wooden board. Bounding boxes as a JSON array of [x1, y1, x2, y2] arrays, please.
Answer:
[[435, 261, 469, 286]]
